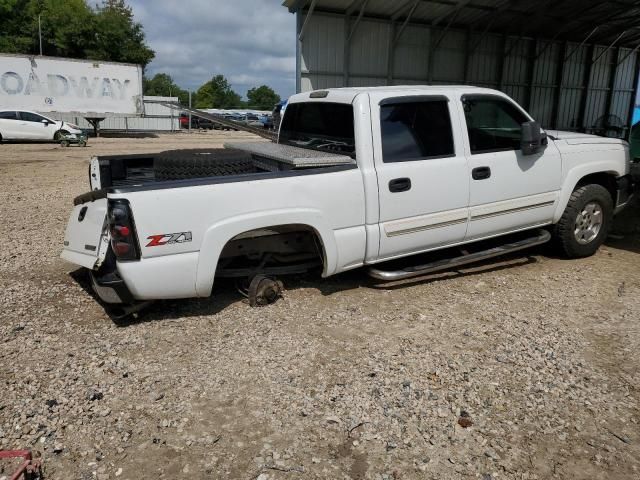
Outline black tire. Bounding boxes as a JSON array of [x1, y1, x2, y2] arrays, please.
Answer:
[[54, 129, 69, 141], [153, 148, 256, 181], [553, 184, 613, 258]]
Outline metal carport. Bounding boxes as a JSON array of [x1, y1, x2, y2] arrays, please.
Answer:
[[283, 0, 640, 136]]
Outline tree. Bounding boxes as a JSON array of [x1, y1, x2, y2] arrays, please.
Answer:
[[0, 0, 154, 68], [247, 85, 280, 111], [143, 73, 190, 104], [194, 75, 242, 109], [85, 0, 154, 66]]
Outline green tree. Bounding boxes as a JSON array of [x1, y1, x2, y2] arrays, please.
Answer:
[[143, 73, 190, 104], [0, 0, 32, 53], [29, 0, 95, 58], [194, 74, 242, 109], [0, 0, 154, 67], [86, 0, 154, 66], [247, 85, 280, 110]]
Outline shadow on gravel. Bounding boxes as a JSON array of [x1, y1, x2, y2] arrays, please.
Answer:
[[607, 194, 640, 254], [97, 132, 160, 139], [99, 248, 545, 326], [70, 211, 639, 325]]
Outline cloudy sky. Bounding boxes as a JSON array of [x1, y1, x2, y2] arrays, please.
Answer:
[[128, 0, 296, 99]]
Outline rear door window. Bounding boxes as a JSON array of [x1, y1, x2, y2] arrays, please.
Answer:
[[380, 99, 455, 162], [0, 111, 18, 120], [19, 112, 47, 123]]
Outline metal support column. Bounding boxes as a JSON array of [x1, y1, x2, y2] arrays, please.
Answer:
[[463, 28, 473, 84], [524, 39, 538, 110], [387, 22, 396, 85], [343, 16, 351, 86], [551, 42, 567, 129], [627, 54, 640, 138], [296, 9, 302, 93], [578, 44, 596, 131], [496, 35, 507, 91], [604, 47, 621, 123]]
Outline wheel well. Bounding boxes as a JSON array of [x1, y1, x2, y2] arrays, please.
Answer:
[[575, 172, 617, 202], [216, 224, 326, 278]]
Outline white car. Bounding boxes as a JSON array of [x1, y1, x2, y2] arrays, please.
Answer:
[[61, 86, 633, 316], [0, 110, 83, 142]]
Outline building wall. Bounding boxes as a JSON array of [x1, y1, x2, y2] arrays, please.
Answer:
[[49, 96, 180, 131], [299, 11, 639, 133]]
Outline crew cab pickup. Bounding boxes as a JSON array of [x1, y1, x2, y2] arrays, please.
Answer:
[[61, 86, 633, 313]]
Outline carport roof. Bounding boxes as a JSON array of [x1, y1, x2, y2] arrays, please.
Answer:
[[283, 0, 640, 48]]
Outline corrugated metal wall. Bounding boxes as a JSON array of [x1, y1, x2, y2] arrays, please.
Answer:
[[299, 11, 639, 133]]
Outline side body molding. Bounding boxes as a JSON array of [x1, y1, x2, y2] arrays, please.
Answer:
[[195, 208, 338, 297]]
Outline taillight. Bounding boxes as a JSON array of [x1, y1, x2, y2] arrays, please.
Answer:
[[108, 200, 140, 261]]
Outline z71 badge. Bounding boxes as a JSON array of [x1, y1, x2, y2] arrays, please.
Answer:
[[146, 232, 192, 247]]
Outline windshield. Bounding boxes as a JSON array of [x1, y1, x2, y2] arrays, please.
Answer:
[[279, 102, 355, 156]]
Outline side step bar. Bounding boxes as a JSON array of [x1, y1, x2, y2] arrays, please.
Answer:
[[368, 229, 551, 282]]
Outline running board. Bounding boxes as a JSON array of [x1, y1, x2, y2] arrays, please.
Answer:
[[368, 229, 551, 282]]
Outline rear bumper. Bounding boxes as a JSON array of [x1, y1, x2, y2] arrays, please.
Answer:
[[90, 270, 134, 304], [615, 175, 635, 214]]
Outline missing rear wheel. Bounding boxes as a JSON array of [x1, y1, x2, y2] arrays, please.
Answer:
[[248, 275, 283, 307]]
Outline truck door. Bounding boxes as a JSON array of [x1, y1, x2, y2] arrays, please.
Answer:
[[370, 93, 470, 261], [459, 94, 561, 240]]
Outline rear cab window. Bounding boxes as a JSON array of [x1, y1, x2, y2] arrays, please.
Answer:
[[279, 102, 355, 156], [379, 97, 455, 162]]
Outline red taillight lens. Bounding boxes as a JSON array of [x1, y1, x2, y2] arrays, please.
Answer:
[[114, 242, 131, 256], [108, 200, 140, 261], [111, 225, 130, 237]]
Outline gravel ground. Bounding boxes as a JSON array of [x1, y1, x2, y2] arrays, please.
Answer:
[[1, 131, 639, 480]]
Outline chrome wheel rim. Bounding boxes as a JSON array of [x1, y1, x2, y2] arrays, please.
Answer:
[[574, 202, 603, 245]]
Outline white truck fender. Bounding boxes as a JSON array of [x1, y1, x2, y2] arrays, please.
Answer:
[[194, 208, 338, 297], [553, 160, 625, 223]]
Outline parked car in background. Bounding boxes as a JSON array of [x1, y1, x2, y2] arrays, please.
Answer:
[[239, 114, 263, 128], [272, 100, 288, 131], [179, 113, 189, 129], [179, 113, 216, 130], [0, 110, 83, 142]]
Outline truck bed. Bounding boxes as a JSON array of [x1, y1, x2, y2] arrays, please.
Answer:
[[92, 142, 354, 190]]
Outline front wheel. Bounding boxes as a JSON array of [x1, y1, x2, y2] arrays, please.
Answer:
[[552, 184, 613, 258], [54, 130, 69, 141]]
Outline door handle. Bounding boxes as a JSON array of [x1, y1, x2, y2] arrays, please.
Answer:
[[472, 166, 491, 180], [389, 177, 411, 193]]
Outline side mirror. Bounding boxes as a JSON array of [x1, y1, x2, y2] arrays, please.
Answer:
[[521, 121, 545, 156], [41, 119, 50, 125]]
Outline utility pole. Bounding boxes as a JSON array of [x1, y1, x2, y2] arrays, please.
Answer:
[[188, 90, 192, 134], [38, 15, 42, 55]]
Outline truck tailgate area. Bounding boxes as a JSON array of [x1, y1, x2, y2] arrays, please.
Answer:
[[61, 198, 109, 269]]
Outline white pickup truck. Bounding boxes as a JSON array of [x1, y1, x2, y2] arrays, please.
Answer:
[[61, 86, 634, 315]]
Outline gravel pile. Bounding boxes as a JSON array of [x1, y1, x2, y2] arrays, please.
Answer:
[[1, 133, 639, 479]]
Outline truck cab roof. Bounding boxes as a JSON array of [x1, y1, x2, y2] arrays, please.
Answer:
[[288, 85, 508, 105]]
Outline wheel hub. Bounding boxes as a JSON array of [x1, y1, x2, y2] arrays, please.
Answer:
[[574, 202, 603, 245]]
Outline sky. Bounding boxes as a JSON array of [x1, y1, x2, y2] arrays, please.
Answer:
[[127, 0, 296, 100]]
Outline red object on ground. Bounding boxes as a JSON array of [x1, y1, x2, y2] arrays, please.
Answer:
[[0, 450, 42, 480]]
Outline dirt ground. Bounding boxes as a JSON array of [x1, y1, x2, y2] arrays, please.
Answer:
[[1, 131, 639, 480]]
